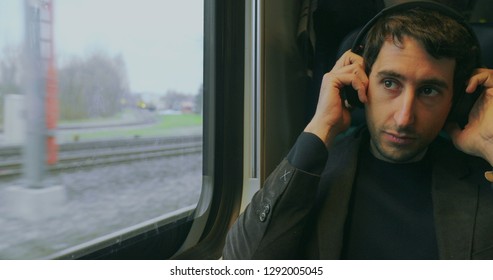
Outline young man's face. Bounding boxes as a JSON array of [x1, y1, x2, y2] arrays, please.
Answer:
[[365, 36, 455, 163]]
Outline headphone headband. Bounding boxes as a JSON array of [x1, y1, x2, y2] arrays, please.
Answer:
[[351, 1, 479, 54]]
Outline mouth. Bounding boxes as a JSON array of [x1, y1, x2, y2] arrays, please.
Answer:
[[383, 131, 417, 145]]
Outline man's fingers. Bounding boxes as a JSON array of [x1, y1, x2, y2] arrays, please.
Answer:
[[466, 69, 493, 93], [332, 50, 365, 70]]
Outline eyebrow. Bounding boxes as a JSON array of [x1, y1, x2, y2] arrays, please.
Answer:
[[376, 70, 450, 90]]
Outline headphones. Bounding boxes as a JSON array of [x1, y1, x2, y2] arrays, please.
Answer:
[[342, 1, 482, 128]]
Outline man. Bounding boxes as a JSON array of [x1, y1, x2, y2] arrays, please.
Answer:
[[223, 1, 493, 260]]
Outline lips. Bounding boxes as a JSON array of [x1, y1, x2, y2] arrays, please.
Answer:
[[383, 131, 417, 145]]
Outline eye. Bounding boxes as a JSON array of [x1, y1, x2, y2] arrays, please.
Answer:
[[382, 79, 399, 91], [419, 86, 439, 97]]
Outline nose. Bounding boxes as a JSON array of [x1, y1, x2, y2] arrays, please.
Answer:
[[393, 89, 415, 127]]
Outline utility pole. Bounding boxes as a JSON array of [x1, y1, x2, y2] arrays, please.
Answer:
[[6, 0, 64, 221], [24, 0, 58, 188], [42, 0, 59, 167]]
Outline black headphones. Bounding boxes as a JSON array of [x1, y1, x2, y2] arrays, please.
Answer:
[[342, 1, 482, 128]]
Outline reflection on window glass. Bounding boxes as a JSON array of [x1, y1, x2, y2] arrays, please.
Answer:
[[0, 0, 203, 259]]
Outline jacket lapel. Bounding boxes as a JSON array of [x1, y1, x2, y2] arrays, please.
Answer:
[[430, 141, 479, 259], [316, 129, 363, 259]]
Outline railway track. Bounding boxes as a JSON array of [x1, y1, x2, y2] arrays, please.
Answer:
[[0, 135, 202, 178]]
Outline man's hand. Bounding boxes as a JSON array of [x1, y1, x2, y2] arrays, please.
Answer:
[[446, 68, 493, 165], [304, 50, 368, 149]]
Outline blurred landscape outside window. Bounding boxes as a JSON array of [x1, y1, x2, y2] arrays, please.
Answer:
[[0, 0, 204, 259]]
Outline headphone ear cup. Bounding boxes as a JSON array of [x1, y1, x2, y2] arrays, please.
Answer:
[[341, 86, 364, 109], [340, 44, 365, 109], [447, 86, 482, 128]]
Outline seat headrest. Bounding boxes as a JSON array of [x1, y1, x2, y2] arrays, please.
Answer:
[[471, 22, 493, 68]]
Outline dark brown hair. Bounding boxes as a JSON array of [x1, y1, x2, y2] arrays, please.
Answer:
[[362, 7, 480, 100]]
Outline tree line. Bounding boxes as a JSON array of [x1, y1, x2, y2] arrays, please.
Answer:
[[0, 46, 203, 122], [58, 51, 129, 120], [0, 46, 129, 121]]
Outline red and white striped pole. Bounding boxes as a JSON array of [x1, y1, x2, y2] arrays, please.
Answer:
[[41, 0, 59, 165]]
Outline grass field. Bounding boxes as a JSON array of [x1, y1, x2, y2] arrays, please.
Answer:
[[71, 113, 203, 141]]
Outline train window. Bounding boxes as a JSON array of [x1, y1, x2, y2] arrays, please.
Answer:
[[0, 0, 243, 259]]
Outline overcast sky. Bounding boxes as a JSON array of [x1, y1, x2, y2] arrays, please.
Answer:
[[0, 0, 204, 95]]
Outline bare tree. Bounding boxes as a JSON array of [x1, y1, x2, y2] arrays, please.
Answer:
[[0, 45, 21, 95], [58, 51, 130, 120]]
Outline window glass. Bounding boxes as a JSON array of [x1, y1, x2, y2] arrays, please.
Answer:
[[0, 0, 203, 259]]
